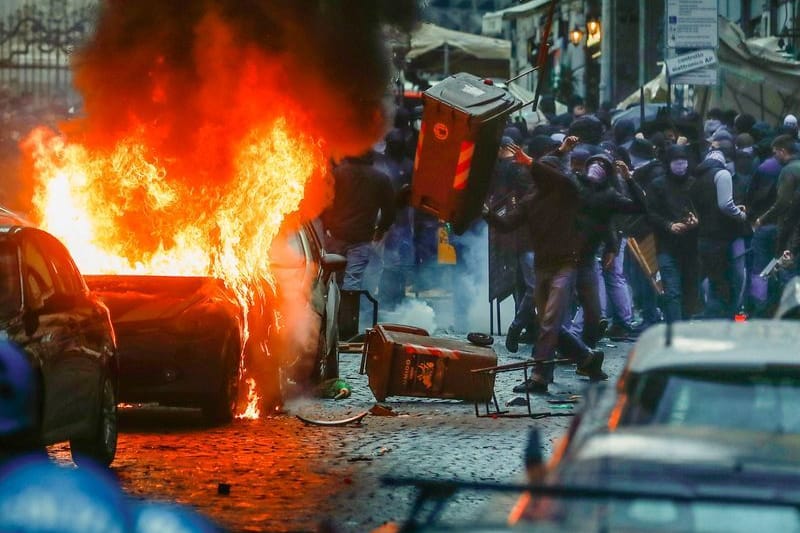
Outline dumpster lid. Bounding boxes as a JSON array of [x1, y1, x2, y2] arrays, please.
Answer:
[[424, 73, 518, 113]]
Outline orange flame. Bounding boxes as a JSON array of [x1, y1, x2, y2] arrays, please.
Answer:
[[25, 115, 327, 418], [236, 378, 261, 420]]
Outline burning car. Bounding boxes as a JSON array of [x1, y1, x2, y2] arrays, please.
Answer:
[[0, 211, 118, 466], [84, 220, 345, 422]]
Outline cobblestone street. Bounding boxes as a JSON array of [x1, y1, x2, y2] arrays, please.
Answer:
[[50, 335, 633, 532]]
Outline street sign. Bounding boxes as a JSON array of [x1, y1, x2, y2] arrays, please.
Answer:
[[672, 64, 718, 86], [666, 0, 718, 49], [665, 49, 717, 76]]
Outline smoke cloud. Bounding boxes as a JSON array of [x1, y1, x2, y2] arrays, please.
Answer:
[[68, 0, 418, 172]]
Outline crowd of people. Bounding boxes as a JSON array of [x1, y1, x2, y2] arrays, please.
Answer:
[[481, 101, 800, 392], [323, 96, 800, 394]]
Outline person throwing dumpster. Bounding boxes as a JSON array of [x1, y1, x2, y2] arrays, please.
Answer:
[[483, 136, 607, 393]]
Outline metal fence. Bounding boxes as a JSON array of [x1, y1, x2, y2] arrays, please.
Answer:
[[0, 0, 97, 104]]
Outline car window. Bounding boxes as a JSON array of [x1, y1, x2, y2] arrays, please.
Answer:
[[35, 233, 85, 296], [303, 224, 322, 264], [520, 497, 800, 532], [624, 371, 800, 433], [270, 228, 306, 269], [0, 241, 21, 320], [22, 237, 56, 310]]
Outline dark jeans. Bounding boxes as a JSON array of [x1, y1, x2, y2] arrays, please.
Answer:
[[698, 237, 734, 318], [626, 245, 662, 325], [658, 249, 699, 322], [749, 225, 778, 316], [572, 262, 603, 349], [532, 263, 576, 381], [511, 251, 537, 331]]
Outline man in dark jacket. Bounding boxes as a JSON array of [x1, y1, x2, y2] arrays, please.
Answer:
[[624, 137, 666, 331], [746, 153, 782, 315], [374, 129, 414, 309], [488, 137, 537, 353], [648, 145, 699, 322], [484, 137, 606, 393], [690, 150, 747, 317], [568, 152, 648, 351], [755, 135, 800, 242], [322, 152, 395, 291]]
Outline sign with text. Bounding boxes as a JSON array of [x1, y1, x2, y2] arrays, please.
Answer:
[[672, 64, 718, 86], [666, 0, 718, 49], [665, 49, 717, 76]]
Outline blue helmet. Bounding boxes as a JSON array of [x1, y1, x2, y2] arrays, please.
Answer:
[[0, 340, 38, 438], [0, 456, 132, 532], [132, 501, 221, 533]]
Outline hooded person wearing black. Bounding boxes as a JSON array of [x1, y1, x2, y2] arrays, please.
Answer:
[[690, 149, 747, 317], [561, 152, 648, 353], [483, 136, 606, 393], [647, 145, 700, 322]]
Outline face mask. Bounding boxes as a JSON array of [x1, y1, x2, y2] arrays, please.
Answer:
[[586, 163, 607, 183], [670, 159, 689, 176]]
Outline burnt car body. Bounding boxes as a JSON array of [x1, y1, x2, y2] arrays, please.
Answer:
[[83, 275, 243, 422], [0, 216, 118, 466], [84, 220, 344, 421]]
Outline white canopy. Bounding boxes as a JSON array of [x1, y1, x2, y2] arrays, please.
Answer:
[[407, 22, 511, 62]]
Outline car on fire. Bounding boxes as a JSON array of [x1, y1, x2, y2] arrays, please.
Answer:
[[0, 208, 119, 466], [84, 220, 345, 422]]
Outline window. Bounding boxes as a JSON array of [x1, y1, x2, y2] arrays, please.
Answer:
[[36, 232, 84, 297], [0, 241, 21, 320], [623, 370, 800, 434], [22, 237, 56, 310]]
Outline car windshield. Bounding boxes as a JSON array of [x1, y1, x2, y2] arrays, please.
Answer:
[[622, 370, 800, 433], [0, 241, 21, 320], [519, 497, 800, 532]]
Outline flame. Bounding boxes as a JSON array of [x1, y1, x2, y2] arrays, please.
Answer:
[[236, 378, 261, 420], [25, 115, 327, 419]]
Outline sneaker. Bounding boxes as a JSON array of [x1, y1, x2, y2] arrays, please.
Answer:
[[518, 327, 538, 345], [607, 324, 638, 342], [506, 324, 522, 353], [576, 349, 608, 381], [512, 377, 549, 394]]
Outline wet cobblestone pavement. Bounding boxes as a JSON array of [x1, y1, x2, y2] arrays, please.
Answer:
[[50, 336, 632, 532]]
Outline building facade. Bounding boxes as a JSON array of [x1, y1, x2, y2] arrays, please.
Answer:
[[477, 0, 798, 109]]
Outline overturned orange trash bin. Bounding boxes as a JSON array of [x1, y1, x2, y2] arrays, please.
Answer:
[[363, 324, 497, 403], [411, 72, 519, 234]]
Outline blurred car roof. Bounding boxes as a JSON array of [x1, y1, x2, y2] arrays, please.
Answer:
[[626, 320, 800, 374]]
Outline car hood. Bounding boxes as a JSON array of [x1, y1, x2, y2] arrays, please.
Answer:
[[85, 275, 238, 325]]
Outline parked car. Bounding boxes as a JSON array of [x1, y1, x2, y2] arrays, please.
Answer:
[[0, 216, 119, 466], [84, 220, 345, 421], [507, 320, 800, 531]]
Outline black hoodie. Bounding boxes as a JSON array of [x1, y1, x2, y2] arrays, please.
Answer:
[[647, 169, 698, 253]]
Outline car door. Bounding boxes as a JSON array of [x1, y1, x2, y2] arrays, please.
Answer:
[[302, 223, 339, 355], [36, 232, 105, 430], [20, 231, 90, 440]]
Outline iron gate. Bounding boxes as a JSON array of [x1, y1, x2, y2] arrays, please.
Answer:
[[0, 0, 97, 103]]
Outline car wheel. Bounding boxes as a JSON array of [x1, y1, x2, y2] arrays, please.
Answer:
[[202, 345, 240, 424], [70, 373, 118, 467]]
